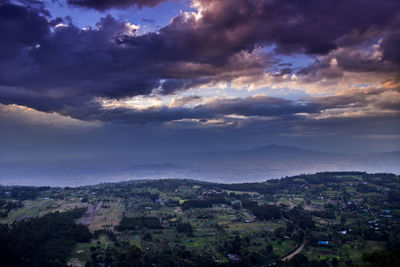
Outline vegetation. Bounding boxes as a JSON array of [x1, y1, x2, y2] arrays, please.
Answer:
[[0, 172, 399, 266], [181, 199, 213, 210], [115, 216, 163, 231], [176, 222, 194, 235], [0, 208, 90, 266]]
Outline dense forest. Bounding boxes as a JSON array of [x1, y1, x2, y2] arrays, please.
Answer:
[[0, 208, 90, 266]]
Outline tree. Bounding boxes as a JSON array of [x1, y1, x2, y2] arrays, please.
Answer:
[[176, 222, 194, 236], [291, 254, 308, 266], [115, 245, 144, 267]]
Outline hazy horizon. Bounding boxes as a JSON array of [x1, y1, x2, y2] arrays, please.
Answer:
[[1, 144, 399, 187]]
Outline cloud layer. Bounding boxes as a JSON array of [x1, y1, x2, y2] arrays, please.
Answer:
[[0, 0, 399, 140]]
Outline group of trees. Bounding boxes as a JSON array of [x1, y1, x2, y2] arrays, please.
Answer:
[[176, 222, 194, 235], [180, 196, 282, 223], [251, 204, 282, 220], [0, 200, 23, 217], [85, 241, 143, 267], [241, 200, 282, 220], [3, 186, 50, 200], [0, 208, 90, 266], [310, 209, 336, 220], [285, 206, 315, 230], [362, 243, 400, 266], [181, 199, 213, 210]]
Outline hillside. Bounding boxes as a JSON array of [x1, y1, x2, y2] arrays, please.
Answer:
[[1, 172, 400, 266]]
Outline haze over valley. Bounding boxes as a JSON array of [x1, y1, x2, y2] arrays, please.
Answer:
[[1, 145, 399, 186]]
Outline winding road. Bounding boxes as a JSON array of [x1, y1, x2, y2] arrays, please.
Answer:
[[281, 217, 307, 262], [281, 236, 306, 261]]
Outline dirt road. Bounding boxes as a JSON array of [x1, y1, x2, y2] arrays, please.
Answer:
[[281, 216, 307, 262], [282, 236, 306, 261]]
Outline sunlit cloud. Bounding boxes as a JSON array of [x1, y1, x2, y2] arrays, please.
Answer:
[[0, 103, 100, 128]]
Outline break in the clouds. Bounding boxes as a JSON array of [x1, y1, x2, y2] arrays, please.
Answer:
[[0, 0, 399, 155]]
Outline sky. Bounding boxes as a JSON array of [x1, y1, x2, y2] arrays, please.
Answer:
[[0, 0, 400, 184]]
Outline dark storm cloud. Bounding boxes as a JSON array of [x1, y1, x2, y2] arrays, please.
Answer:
[[67, 0, 168, 11], [68, 0, 400, 55], [382, 32, 400, 65], [297, 43, 400, 82], [0, 2, 49, 60], [0, 1, 267, 113], [0, 0, 400, 123], [193, 0, 400, 55], [0, 14, 166, 111], [0, 4, 267, 114]]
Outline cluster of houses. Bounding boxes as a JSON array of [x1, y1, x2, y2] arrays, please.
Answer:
[[227, 254, 240, 261]]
